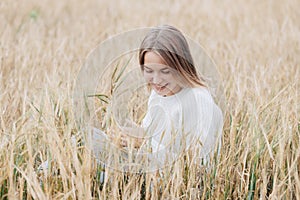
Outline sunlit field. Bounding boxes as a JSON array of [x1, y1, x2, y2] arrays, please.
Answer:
[[0, 0, 299, 199]]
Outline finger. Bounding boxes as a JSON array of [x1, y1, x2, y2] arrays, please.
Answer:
[[120, 134, 127, 140], [120, 139, 127, 147]]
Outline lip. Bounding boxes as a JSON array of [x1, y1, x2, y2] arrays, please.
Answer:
[[152, 83, 168, 92]]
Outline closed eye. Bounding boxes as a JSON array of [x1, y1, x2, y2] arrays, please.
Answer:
[[161, 70, 170, 74], [143, 66, 153, 73], [144, 69, 153, 73]]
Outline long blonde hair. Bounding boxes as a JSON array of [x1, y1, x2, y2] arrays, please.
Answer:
[[139, 25, 206, 88]]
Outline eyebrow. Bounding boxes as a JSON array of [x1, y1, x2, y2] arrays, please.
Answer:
[[144, 66, 170, 70]]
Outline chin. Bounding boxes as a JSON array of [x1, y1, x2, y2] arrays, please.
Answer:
[[158, 92, 168, 96], [154, 88, 170, 96]]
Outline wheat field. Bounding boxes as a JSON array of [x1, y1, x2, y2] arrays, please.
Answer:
[[0, 0, 299, 199]]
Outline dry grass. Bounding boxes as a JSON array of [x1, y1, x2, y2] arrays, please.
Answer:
[[0, 0, 299, 199]]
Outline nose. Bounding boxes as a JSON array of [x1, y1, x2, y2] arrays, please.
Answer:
[[151, 73, 163, 84]]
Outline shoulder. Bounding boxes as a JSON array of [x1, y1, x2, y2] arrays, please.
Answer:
[[181, 87, 213, 103], [180, 87, 222, 118], [190, 87, 223, 121], [191, 87, 211, 96]]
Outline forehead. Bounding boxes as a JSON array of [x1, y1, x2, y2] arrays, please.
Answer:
[[144, 51, 167, 66]]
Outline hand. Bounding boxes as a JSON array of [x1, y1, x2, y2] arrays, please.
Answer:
[[119, 127, 145, 148]]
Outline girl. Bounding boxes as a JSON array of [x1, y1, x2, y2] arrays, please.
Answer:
[[120, 25, 223, 168]]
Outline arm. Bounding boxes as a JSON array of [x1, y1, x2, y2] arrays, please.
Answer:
[[119, 126, 146, 148], [181, 89, 223, 161]]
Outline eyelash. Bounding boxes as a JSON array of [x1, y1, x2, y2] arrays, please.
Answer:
[[144, 69, 152, 73], [144, 69, 170, 74]]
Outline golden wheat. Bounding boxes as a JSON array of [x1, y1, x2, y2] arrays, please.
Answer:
[[0, 0, 299, 199]]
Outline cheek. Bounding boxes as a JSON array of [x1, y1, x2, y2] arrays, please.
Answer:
[[143, 72, 152, 82], [163, 74, 176, 84]]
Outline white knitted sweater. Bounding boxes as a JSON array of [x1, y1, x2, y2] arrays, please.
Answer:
[[142, 87, 223, 165]]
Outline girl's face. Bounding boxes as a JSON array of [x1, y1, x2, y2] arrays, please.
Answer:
[[143, 51, 182, 96]]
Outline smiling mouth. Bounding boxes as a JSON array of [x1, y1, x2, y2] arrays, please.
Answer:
[[152, 84, 168, 92]]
